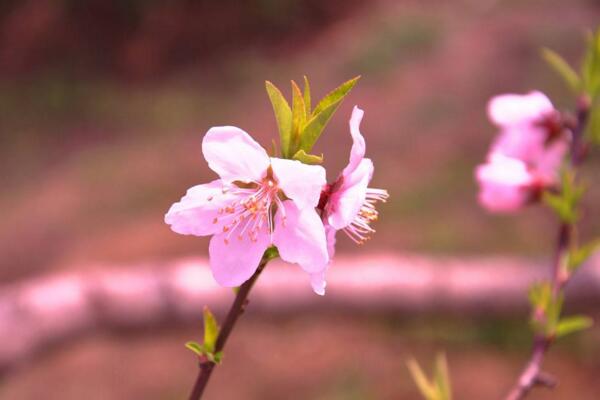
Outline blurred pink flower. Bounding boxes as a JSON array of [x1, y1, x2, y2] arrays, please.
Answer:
[[313, 106, 389, 294], [476, 92, 568, 213], [165, 126, 329, 293]]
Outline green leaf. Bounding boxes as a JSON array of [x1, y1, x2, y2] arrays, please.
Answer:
[[265, 81, 293, 157], [312, 76, 360, 116], [407, 359, 437, 400], [582, 29, 600, 99], [299, 97, 343, 153], [585, 98, 600, 143], [303, 76, 311, 116], [185, 341, 206, 356], [203, 306, 220, 353], [292, 149, 323, 165], [541, 48, 581, 93], [556, 315, 593, 338], [568, 239, 600, 272], [291, 80, 307, 153], [434, 353, 452, 400]]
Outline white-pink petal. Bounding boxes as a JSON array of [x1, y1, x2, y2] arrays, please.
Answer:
[[309, 270, 327, 296], [272, 200, 329, 274], [208, 227, 270, 287], [342, 106, 366, 176], [165, 180, 236, 236], [202, 126, 270, 183], [476, 153, 534, 213], [270, 157, 326, 209], [327, 158, 373, 229], [487, 91, 554, 127]]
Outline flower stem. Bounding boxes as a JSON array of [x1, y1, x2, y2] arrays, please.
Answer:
[[187, 256, 269, 400], [504, 98, 590, 400]]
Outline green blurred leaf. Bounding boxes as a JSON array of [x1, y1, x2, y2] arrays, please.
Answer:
[[541, 48, 581, 93], [568, 239, 600, 272], [407, 359, 437, 400], [303, 75, 311, 116], [292, 149, 323, 164], [556, 315, 593, 338], [407, 354, 452, 400], [585, 98, 600, 143], [265, 81, 293, 157], [582, 29, 600, 99], [434, 353, 452, 400], [203, 306, 220, 353], [312, 76, 360, 116], [291, 80, 307, 152]]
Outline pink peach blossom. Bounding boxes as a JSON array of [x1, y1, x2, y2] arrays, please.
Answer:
[[313, 106, 388, 294], [476, 92, 568, 213], [165, 126, 329, 293]]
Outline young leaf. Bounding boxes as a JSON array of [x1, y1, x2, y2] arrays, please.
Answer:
[[407, 358, 437, 400], [299, 97, 344, 153], [185, 341, 206, 356], [434, 353, 452, 400], [555, 315, 593, 338], [291, 80, 307, 153], [303, 75, 311, 116], [568, 239, 600, 272], [541, 48, 581, 93], [582, 29, 600, 98], [312, 76, 360, 116], [203, 306, 220, 353], [265, 81, 293, 157], [292, 149, 323, 165]]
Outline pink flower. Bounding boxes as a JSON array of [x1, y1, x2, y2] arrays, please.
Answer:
[[476, 92, 568, 213], [165, 126, 329, 293], [313, 106, 389, 294]]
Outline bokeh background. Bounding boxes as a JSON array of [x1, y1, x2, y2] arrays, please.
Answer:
[[1, 0, 600, 399]]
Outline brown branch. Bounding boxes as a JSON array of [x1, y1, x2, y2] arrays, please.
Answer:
[[504, 97, 590, 400], [187, 257, 268, 400]]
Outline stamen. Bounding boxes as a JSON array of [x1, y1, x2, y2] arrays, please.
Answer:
[[343, 187, 389, 243]]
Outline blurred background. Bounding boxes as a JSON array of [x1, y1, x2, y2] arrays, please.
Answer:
[[1, 0, 600, 398]]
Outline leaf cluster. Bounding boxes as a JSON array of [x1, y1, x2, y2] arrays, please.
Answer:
[[542, 168, 585, 224], [528, 282, 592, 339], [265, 76, 360, 162], [542, 28, 600, 143], [407, 353, 452, 400], [185, 306, 223, 364]]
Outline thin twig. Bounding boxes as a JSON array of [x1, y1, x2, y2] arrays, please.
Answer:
[[504, 97, 590, 400], [187, 257, 269, 400]]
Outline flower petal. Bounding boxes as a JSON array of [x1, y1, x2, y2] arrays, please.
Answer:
[[487, 91, 554, 127], [475, 153, 534, 213], [309, 270, 327, 296], [327, 158, 373, 229], [273, 200, 328, 273], [202, 126, 270, 183], [270, 157, 326, 209], [165, 180, 238, 236], [208, 226, 270, 287], [342, 106, 366, 176], [535, 140, 568, 184]]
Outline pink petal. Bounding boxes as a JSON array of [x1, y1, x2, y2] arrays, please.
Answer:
[[327, 158, 373, 229], [202, 126, 270, 183], [535, 140, 567, 184], [491, 126, 547, 163], [325, 224, 337, 259], [272, 200, 328, 274], [475, 153, 533, 213], [270, 158, 326, 209], [208, 226, 270, 287], [342, 106, 366, 176], [309, 270, 327, 296], [165, 180, 237, 236], [487, 91, 554, 127]]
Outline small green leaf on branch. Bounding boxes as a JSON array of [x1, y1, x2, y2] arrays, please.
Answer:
[[292, 149, 323, 165], [541, 48, 581, 94], [203, 306, 220, 353], [556, 315, 593, 338], [265, 81, 293, 157], [407, 353, 453, 400]]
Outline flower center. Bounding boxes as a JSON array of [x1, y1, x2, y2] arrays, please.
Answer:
[[343, 188, 388, 244], [214, 177, 284, 244]]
